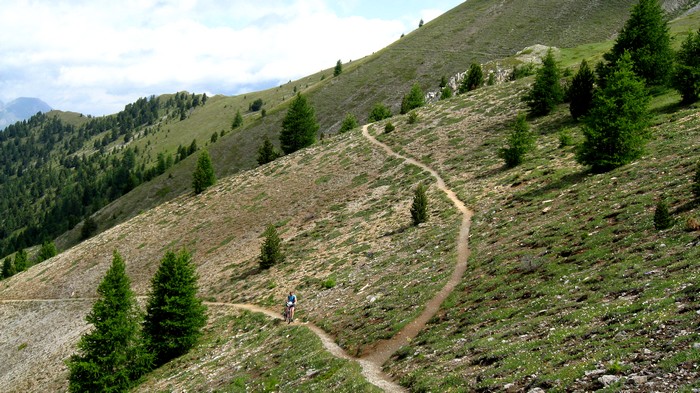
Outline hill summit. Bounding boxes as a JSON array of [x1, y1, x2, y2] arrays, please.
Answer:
[[0, 97, 52, 129]]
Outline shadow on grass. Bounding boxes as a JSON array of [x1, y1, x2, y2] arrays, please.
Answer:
[[515, 169, 592, 201], [233, 265, 262, 281]]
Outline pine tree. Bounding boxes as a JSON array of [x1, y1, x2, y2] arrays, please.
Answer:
[[339, 113, 359, 133], [568, 59, 596, 121], [257, 136, 280, 165], [231, 110, 243, 129], [334, 59, 343, 77], [440, 86, 453, 100], [672, 28, 700, 103], [280, 93, 319, 154], [654, 199, 673, 230], [2, 257, 15, 279], [259, 224, 284, 270], [577, 52, 651, 172], [603, 0, 673, 86], [524, 48, 563, 116], [36, 241, 57, 263], [368, 103, 392, 122], [192, 150, 216, 194], [459, 63, 484, 93], [411, 183, 429, 226], [143, 249, 207, 367], [68, 251, 150, 392], [499, 113, 536, 168], [14, 249, 28, 272], [401, 84, 425, 114], [80, 216, 98, 240]]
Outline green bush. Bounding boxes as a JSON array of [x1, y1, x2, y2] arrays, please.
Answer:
[[654, 200, 673, 230], [407, 111, 419, 124], [369, 103, 392, 122], [384, 122, 396, 133], [499, 113, 535, 167]]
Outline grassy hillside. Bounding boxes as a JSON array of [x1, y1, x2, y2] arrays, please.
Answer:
[[56, 0, 689, 253], [2, 1, 700, 392]]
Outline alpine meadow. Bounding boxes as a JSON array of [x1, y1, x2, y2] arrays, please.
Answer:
[[3, 1, 700, 392]]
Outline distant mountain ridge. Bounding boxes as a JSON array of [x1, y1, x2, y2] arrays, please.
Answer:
[[0, 97, 52, 129]]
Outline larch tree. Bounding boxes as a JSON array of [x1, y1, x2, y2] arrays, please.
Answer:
[[411, 183, 429, 226], [231, 110, 243, 129], [257, 136, 280, 166], [673, 28, 700, 103], [2, 257, 15, 279], [499, 113, 536, 168], [192, 150, 216, 194], [524, 48, 563, 116], [13, 249, 28, 272], [459, 63, 484, 93], [603, 0, 673, 86], [68, 251, 150, 392], [143, 249, 207, 367], [401, 83, 425, 114], [334, 59, 343, 77], [568, 59, 596, 121], [280, 93, 319, 154], [259, 224, 284, 270], [577, 51, 651, 172]]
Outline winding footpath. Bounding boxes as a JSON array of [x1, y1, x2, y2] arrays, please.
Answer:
[[0, 124, 473, 392]]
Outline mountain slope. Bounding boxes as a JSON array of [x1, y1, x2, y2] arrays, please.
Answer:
[[0, 97, 51, 129]]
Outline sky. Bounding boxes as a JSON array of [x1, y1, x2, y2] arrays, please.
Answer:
[[0, 0, 463, 116]]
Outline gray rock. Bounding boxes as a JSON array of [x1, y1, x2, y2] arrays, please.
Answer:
[[599, 375, 620, 386], [527, 388, 545, 393], [628, 375, 648, 385]]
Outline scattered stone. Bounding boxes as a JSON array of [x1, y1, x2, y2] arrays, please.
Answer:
[[693, 342, 700, 350], [599, 375, 620, 387], [628, 375, 648, 385], [585, 369, 605, 377], [527, 388, 545, 393], [503, 383, 517, 392]]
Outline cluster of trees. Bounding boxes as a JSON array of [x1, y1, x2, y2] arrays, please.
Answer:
[[1, 242, 57, 280], [0, 92, 208, 260], [507, 0, 700, 172], [68, 249, 207, 392]]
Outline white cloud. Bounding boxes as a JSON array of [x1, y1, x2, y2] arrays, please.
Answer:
[[0, 0, 453, 115]]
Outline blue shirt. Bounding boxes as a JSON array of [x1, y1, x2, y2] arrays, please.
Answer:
[[288, 294, 296, 304]]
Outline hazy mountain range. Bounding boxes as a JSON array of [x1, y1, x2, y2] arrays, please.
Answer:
[[0, 97, 51, 129]]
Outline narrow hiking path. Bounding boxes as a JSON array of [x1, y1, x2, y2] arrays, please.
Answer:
[[360, 124, 473, 365], [1, 123, 474, 392]]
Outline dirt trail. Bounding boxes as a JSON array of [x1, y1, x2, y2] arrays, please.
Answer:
[[361, 124, 473, 365], [1, 124, 472, 393]]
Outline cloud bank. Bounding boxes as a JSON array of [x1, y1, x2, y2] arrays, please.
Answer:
[[0, 0, 460, 115]]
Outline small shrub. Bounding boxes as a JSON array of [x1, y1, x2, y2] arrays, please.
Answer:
[[440, 86, 453, 100], [558, 128, 575, 147], [607, 360, 624, 375], [685, 217, 700, 231], [384, 122, 395, 133], [654, 200, 673, 230], [321, 277, 336, 289], [369, 103, 392, 122], [407, 111, 419, 124]]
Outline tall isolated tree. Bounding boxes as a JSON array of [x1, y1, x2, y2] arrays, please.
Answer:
[[257, 136, 280, 166], [411, 183, 429, 226], [334, 59, 343, 77], [259, 224, 284, 270], [231, 110, 243, 129], [192, 150, 216, 194], [143, 249, 207, 367], [280, 93, 319, 154], [401, 83, 425, 114], [673, 28, 700, 103], [577, 52, 651, 172], [68, 251, 150, 392], [339, 113, 359, 133], [568, 59, 596, 121], [499, 113, 536, 168], [603, 0, 673, 86], [459, 63, 484, 93], [524, 48, 563, 116]]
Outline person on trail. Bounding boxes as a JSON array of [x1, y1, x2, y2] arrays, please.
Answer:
[[286, 291, 297, 323]]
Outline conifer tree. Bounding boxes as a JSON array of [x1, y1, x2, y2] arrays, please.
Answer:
[[401, 84, 425, 114], [280, 93, 319, 154], [68, 251, 150, 392], [524, 48, 563, 116], [192, 150, 216, 194], [577, 52, 651, 172], [368, 103, 392, 122], [654, 199, 673, 230], [672, 28, 700, 103], [259, 224, 284, 270], [256, 136, 280, 165], [440, 86, 453, 100], [499, 113, 536, 168], [2, 257, 15, 279], [411, 183, 429, 226], [459, 63, 484, 93], [334, 59, 343, 77], [231, 110, 243, 129], [603, 0, 673, 86], [143, 249, 207, 367], [339, 113, 359, 133], [568, 59, 596, 121], [37, 241, 57, 263], [14, 249, 28, 272]]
